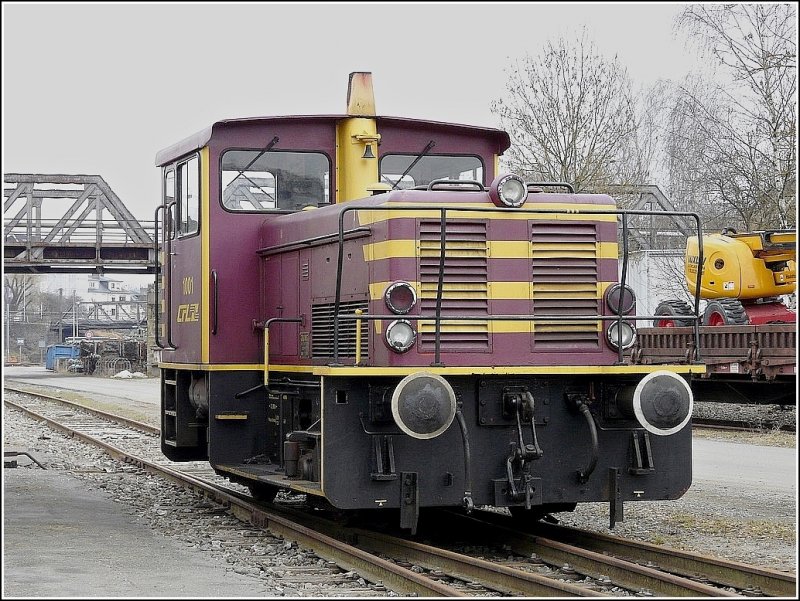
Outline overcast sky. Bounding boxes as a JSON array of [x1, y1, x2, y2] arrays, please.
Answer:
[[3, 1, 703, 223]]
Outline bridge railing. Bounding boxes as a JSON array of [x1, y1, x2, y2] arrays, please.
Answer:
[[4, 174, 157, 274]]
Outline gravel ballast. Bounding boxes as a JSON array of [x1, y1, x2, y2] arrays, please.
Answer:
[[3, 394, 796, 595]]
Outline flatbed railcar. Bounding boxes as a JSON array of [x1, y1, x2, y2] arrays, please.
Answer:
[[154, 72, 705, 532]]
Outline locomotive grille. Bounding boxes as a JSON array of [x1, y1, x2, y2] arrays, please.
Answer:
[[419, 220, 489, 350], [531, 222, 600, 348], [311, 300, 369, 358]]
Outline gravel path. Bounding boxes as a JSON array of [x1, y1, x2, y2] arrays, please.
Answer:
[[3, 403, 388, 597]]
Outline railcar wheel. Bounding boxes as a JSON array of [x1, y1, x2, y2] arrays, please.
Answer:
[[702, 298, 748, 326], [248, 483, 279, 503], [653, 300, 694, 327]]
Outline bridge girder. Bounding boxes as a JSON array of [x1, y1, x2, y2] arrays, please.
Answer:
[[4, 174, 156, 275]]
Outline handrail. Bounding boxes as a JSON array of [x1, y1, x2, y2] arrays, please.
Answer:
[[433, 207, 446, 366], [211, 270, 219, 335], [255, 317, 304, 387], [334, 204, 704, 366], [527, 181, 575, 194], [165, 200, 177, 349], [428, 179, 484, 191], [153, 204, 165, 349], [617, 213, 629, 364]]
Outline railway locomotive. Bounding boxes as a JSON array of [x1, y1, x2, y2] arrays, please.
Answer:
[[154, 72, 704, 532]]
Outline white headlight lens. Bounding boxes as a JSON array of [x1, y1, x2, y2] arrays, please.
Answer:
[[384, 282, 417, 314], [607, 321, 636, 350], [499, 176, 527, 206], [489, 174, 528, 208], [386, 320, 416, 352]]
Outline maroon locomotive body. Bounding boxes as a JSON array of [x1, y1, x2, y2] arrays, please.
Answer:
[[155, 73, 703, 531]]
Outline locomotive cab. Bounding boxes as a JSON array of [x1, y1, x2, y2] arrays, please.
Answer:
[[155, 72, 703, 532]]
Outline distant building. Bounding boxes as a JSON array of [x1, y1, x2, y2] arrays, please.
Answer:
[[84, 274, 147, 327]]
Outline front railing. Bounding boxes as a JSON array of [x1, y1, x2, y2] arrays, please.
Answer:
[[332, 202, 705, 367]]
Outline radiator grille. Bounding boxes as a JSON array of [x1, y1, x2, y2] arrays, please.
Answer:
[[419, 220, 489, 350], [531, 222, 600, 347], [311, 300, 369, 358]]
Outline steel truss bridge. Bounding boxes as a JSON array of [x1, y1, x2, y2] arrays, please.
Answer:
[[4, 174, 156, 274], [3, 175, 684, 276]]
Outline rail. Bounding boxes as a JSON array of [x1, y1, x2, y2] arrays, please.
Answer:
[[7, 385, 793, 597], [333, 202, 704, 366]]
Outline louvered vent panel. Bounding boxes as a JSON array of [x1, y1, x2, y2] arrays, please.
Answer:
[[531, 223, 600, 347], [311, 300, 369, 358], [419, 220, 489, 349]]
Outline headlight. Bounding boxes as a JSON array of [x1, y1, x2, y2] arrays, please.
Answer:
[[489, 174, 527, 208], [384, 281, 417, 314], [606, 321, 636, 350], [605, 283, 636, 315], [385, 319, 416, 353]]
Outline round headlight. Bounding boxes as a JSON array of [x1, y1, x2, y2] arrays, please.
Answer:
[[489, 174, 527, 208], [391, 372, 457, 439], [385, 319, 416, 353], [384, 281, 417, 314], [606, 321, 636, 350], [605, 283, 636, 315]]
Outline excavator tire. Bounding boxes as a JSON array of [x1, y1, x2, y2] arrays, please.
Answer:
[[703, 298, 749, 326], [653, 300, 694, 327]]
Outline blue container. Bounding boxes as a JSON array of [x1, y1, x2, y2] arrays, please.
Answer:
[[45, 344, 80, 370]]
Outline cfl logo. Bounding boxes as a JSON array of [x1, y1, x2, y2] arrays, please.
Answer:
[[177, 303, 200, 322]]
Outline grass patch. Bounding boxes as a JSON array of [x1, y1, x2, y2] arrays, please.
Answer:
[[692, 429, 795, 448], [668, 511, 796, 543]]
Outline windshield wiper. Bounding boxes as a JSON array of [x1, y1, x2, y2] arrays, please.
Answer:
[[230, 136, 280, 205], [383, 140, 436, 190]]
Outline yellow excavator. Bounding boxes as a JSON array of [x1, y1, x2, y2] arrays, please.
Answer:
[[653, 228, 796, 326]]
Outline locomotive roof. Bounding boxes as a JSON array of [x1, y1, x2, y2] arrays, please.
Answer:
[[155, 115, 511, 166]]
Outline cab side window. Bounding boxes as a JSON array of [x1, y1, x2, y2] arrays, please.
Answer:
[[177, 156, 199, 236], [164, 169, 176, 240]]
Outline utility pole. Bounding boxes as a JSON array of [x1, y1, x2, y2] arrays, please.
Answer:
[[4, 297, 10, 359], [4, 280, 12, 360], [58, 288, 63, 342], [72, 290, 77, 340]]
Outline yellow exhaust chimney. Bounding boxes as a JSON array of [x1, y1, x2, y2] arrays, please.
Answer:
[[336, 72, 381, 202]]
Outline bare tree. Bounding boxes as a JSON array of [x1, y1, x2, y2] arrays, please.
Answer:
[[4, 275, 37, 318], [668, 3, 797, 231], [491, 31, 645, 193]]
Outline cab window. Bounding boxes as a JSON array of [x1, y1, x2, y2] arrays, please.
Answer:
[[177, 156, 199, 236], [379, 154, 483, 189], [221, 150, 330, 212], [163, 169, 176, 240]]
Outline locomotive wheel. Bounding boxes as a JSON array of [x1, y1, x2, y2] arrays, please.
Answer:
[[703, 298, 749, 326], [248, 483, 279, 503], [653, 300, 694, 327]]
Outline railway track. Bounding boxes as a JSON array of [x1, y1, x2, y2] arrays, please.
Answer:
[[437, 511, 796, 597], [4, 385, 797, 597]]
